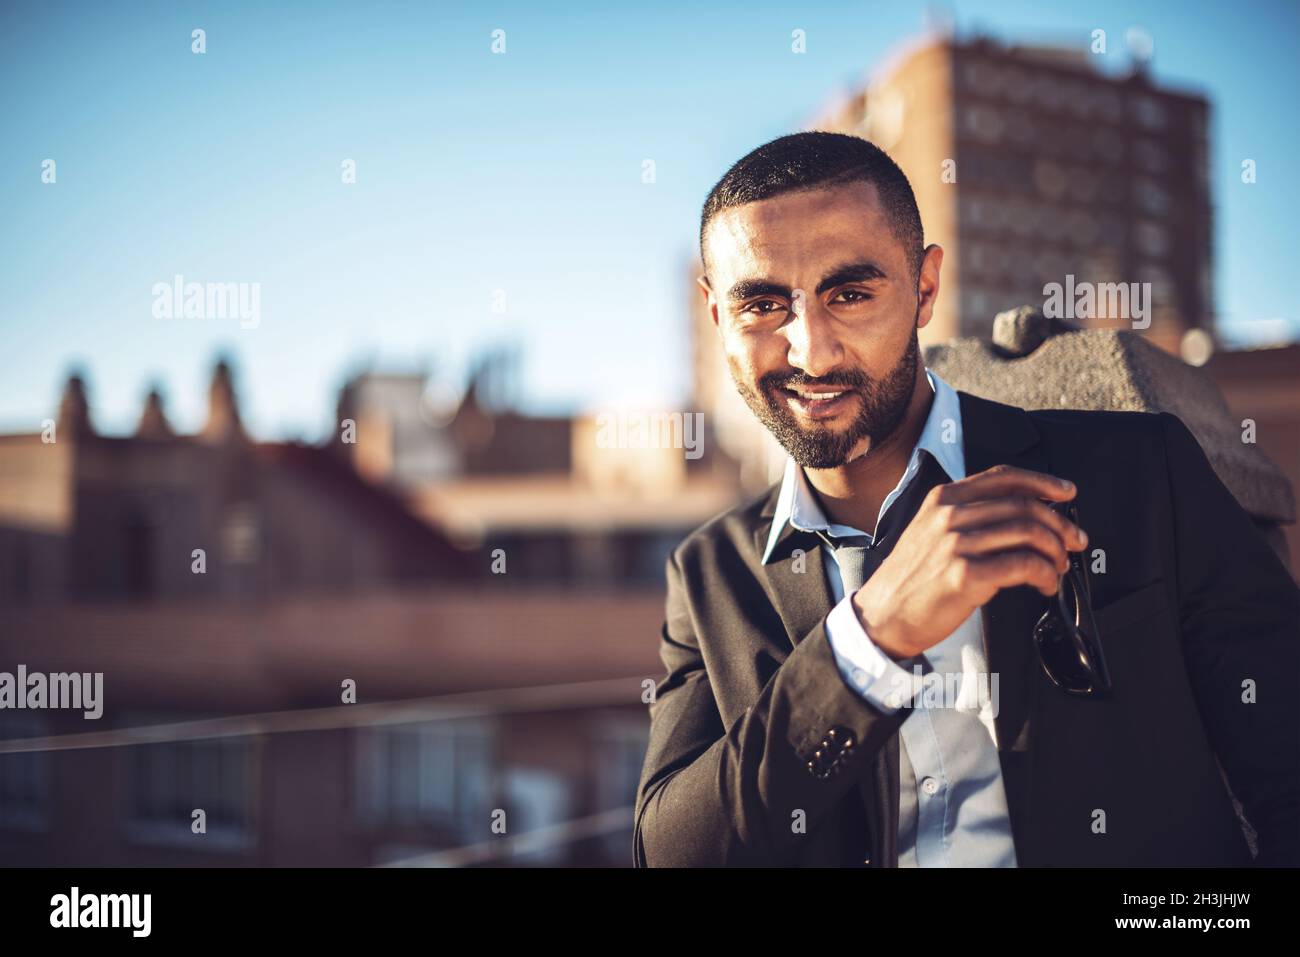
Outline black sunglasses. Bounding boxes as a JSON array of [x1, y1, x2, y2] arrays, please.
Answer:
[[1033, 500, 1113, 698]]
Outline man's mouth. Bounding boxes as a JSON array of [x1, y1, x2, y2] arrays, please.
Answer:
[[780, 385, 856, 420]]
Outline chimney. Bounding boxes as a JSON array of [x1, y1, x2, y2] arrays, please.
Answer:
[[201, 358, 244, 443], [136, 385, 174, 439], [57, 372, 94, 439]]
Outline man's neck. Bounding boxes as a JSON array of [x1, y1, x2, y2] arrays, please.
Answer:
[[802, 368, 934, 537]]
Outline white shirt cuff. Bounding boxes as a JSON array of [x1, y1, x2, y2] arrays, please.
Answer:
[[825, 594, 925, 713]]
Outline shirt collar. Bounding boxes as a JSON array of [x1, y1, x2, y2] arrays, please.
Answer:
[[760, 368, 966, 564]]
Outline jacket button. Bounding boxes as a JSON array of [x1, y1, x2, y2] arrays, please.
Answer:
[[827, 726, 852, 749]]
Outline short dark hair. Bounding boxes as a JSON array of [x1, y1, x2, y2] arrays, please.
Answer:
[[699, 131, 925, 283]]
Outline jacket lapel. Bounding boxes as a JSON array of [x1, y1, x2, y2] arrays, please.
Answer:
[[754, 485, 886, 866], [753, 496, 836, 650]]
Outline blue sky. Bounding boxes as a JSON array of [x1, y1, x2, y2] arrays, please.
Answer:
[[2, 0, 1297, 440]]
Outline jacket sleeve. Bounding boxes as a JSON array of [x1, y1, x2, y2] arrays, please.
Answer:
[[1159, 411, 1300, 866], [632, 544, 911, 867]]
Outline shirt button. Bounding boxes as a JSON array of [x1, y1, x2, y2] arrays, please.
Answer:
[[851, 668, 869, 689], [921, 776, 941, 796]]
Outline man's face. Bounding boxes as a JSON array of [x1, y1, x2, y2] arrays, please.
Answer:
[[699, 181, 941, 469]]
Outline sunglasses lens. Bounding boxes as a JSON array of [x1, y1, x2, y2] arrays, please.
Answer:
[[1037, 502, 1112, 697], [1035, 607, 1095, 693]]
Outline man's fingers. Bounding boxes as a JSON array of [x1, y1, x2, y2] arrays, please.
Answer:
[[964, 548, 1062, 597], [955, 518, 1070, 573], [948, 496, 1088, 551], [937, 464, 1076, 507]]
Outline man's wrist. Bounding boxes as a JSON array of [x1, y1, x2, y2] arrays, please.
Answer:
[[850, 588, 912, 662], [825, 596, 922, 712]]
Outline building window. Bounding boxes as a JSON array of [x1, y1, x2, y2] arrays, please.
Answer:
[[591, 713, 650, 863], [1094, 129, 1124, 165], [125, 718, 255, 849], [1005, 199, 1033, 237], [1005, 110, 1036, 148], [1131, 94, 1167, 130], [1068, 170, 1100, 205], [1136, 221, 1170, 258], [1028, 207, 1054, 243], [123, 508, 156, 600], [502, 767, 572, 866], [220, 503, 261, 565], [1032, 160, 1068, 200], [1035, 78, 1065, 112], [641, 531, 683, 586], [0, 714, 50, 832], [1134, 140, 1168, 174], [1065, 209, 1100, 246], [355, 717, 496, 843], [963, 59, 1000, 96], [969, 104, 1005, 143], [1003, 67, 1030, 104], [999, 241, 1022, 276], [220, 502, 262, 601], [962, 288, 991, 324], [1134, 178, 1170, 217]]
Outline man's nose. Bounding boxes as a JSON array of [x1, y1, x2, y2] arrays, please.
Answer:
[[784, 297, 844, 378]]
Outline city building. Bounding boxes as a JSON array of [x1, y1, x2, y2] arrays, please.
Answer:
[[809, 32, 1212, 349], [338, 352, 743, 586], [0, 361, 475, 607], [0, 358, 682, 866]]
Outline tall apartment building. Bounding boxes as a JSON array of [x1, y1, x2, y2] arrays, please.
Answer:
[[809, 33, 1213, 350]]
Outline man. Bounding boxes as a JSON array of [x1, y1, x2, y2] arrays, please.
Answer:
[[633, 132, 1300, 867]]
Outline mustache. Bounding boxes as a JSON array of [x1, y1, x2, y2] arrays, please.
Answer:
[[759, 369, 870, 392]]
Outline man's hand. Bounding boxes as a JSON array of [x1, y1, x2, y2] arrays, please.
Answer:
[[853, 464, 1089, 661]]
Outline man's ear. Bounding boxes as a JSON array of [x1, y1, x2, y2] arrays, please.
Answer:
[[696, 274, 720, 330], [915, 244, 944, 332]]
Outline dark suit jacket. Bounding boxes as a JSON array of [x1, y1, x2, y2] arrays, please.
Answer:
[[633, 390, 1300, 867]]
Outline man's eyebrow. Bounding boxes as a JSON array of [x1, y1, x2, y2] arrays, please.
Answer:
[[815, 261, 887, 296], [725, 278, 790, 303]]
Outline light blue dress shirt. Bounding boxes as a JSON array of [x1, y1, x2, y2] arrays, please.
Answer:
[[760, 369, 1018, 867]]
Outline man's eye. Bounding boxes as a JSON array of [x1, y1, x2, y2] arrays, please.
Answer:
[[743, 300, 787, 317], [833, 288, 874, 304]]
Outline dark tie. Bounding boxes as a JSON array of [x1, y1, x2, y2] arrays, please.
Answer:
[[829, 449, 951, 595]]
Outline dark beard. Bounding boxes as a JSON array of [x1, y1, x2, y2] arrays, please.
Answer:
[[732, 326, 919, 470]]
